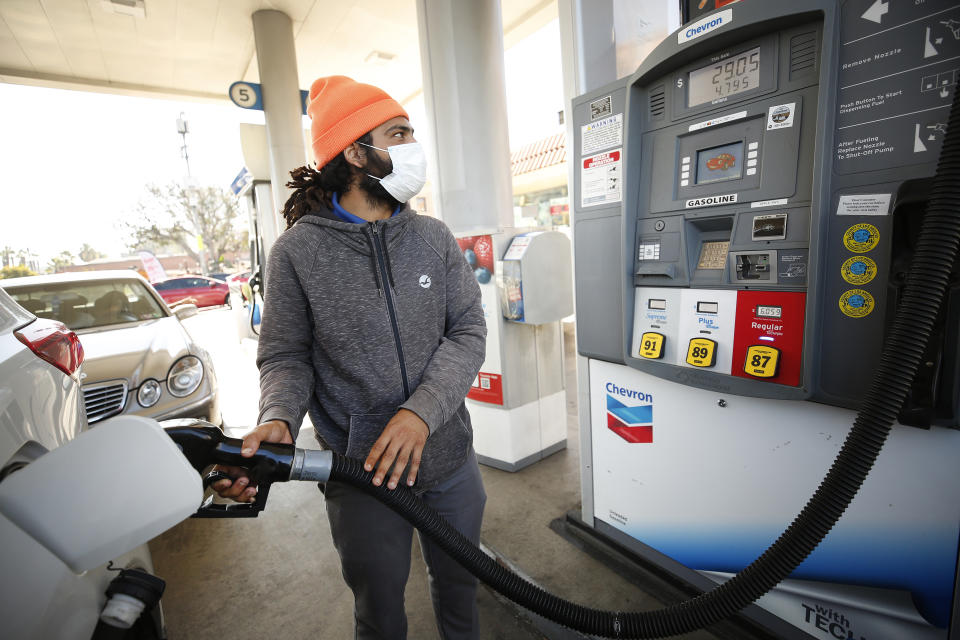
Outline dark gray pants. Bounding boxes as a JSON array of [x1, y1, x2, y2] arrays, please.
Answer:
[[323, 451, 486, 640]]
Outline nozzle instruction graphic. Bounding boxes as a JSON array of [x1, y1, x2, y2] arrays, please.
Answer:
[[861, 0, 888, 25]]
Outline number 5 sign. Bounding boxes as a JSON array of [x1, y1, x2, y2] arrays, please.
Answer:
[[229, 82, 311, 116], [229, 81, 263, 111]]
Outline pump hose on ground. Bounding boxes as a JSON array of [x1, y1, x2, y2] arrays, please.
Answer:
[[324, 89, 960, 639]]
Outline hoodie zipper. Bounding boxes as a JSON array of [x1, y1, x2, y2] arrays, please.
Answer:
[[369, 222, 411, 399]]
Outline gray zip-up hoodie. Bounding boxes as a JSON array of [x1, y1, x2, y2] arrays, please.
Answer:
[[256, 205, 486, 492]]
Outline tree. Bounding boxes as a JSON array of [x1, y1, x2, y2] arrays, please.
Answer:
[[48, 251, 75, 273], [123, 183, 244, 275], [78, 243, 105, 263], [1, 246, 13, 268], [0, 265, 36, 279]]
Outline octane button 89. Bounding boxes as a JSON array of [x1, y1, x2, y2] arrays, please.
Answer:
[[686, 338, 717, 368]]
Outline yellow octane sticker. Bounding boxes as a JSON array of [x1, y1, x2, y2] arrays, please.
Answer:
[[639, 332, 665, 359], [686, 338, 717, 367], [841, 256, 877, 285], [744, 345, 780, 378], [842, 223, 880, 253], [839, 289, 875, 318]]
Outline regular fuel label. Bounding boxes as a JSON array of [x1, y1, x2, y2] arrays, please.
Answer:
[[839, 289, 875, 318]]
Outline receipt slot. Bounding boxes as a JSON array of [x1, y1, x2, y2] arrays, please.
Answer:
[[572, 2, 960, 639]]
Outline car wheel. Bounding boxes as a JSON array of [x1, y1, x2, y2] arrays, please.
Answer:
[[224, 294, 231, 309]]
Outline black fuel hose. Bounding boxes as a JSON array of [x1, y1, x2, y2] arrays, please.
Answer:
[[319, 89, 960, 639]]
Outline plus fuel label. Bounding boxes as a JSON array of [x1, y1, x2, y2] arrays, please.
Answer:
[[842, 223, 880, 253], [841, 256, 877, 285]]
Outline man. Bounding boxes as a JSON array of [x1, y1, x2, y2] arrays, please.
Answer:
[[214, 75, 488, 639]]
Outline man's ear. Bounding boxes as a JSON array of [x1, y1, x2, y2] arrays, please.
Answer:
[[343, 143, 366, 169]]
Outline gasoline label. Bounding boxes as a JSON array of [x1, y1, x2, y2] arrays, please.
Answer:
[[842, 223, 879, 253], [839, 289, 875, 318], [840, 256, 877, 285]]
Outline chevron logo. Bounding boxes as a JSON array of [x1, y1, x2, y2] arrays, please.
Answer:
[[607, 395, 653, 443]]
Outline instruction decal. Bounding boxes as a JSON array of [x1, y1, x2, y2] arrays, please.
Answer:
[[839, 289, 875, 318], [767, 103, 796, 130], [582, 114, 623, 155], [837, 194, 891, 216], [841, 256, 878, 285], [581, 149, 622, 208], [842, 223, 880, 253]]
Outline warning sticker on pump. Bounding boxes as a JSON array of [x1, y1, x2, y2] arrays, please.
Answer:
[[766, 103, 796, 130], [841, 256, 878, 285], [581, 114, 623, 155], [842, 223, 880, 253], [839, 289, 875, 318], [581, 149, 622, 208], [836, 194, 891, 216]]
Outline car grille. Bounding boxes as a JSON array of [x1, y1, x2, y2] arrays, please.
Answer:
[[82, 381, 128, 423]]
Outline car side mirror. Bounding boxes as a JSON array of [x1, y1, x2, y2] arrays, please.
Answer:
[[0, 416, 202, 573], [174, 304, 199, 320]]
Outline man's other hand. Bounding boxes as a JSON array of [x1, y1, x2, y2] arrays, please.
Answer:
[[365, 409, 429, 490], [210, 420, 293, 503]]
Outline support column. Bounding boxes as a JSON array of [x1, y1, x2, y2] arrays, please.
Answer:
[[416, 0, 570, 473], [252, 10, 306, 260], [415, 0, 513, 233]]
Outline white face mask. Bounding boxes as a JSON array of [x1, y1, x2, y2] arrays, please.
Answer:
[[360, 141, 427, 203]]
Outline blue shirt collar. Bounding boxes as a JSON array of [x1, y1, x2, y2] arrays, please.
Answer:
[[332, 193, 403, 224]]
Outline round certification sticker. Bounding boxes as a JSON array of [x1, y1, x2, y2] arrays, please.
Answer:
[[839, 289, 875, 318], [841, 256, 878, 285], [842, 223, 880, 253]]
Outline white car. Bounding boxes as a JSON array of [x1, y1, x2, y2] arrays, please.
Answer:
[[0, 287, 173, 639], [1, 271, 220, 427]]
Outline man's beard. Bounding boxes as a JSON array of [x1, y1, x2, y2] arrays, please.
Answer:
[[358, 150, 402, 210]]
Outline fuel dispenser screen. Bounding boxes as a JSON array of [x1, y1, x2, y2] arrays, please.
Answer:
[[688, 46, 760, 107], [695, 142, 744, 185]]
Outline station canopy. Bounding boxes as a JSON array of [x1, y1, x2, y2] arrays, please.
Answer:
[[0, 0, 553, 106]]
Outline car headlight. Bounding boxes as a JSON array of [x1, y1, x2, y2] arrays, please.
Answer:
[[167, 356, 204, 397], [137, 379, 162, 407]]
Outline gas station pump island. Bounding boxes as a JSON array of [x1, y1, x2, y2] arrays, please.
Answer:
[[572, 1, 960, 639]]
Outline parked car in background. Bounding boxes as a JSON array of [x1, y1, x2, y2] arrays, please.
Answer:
[[1, 271, 220, 426], [0, 287, 167, 638], [227, 271, 251, 286], [152, 275, 230, 309]]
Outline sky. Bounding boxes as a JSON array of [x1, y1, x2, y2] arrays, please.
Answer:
[[0, 18, 565, 268]]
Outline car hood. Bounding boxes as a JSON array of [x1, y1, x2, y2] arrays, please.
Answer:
[[77, 318, 195, 388]]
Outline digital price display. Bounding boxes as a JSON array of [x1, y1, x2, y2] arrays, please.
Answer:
[[688, 46, 760, 107]]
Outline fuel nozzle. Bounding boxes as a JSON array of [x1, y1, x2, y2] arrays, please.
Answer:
[[162, 419, 332, 518]]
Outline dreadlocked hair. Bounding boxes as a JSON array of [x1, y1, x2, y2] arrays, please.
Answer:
[[282, 132, 372, 228]]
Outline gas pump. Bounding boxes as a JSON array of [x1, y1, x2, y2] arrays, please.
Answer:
[[572, 1, 960, 639], [233, 123, 280, 340]]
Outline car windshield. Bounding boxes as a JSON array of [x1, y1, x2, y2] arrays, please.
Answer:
[[4, 280, 167, 330]]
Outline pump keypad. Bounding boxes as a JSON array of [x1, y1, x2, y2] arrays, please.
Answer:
[[744, 345, 780, 378], [638, 332, 665, 359], [686, 338, 717, 368]]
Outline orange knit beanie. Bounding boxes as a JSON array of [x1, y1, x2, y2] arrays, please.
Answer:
[[307, 76, 409, 170]]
